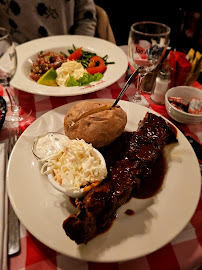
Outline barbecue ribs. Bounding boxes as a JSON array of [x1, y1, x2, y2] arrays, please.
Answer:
[[63, 112, 177, 244]]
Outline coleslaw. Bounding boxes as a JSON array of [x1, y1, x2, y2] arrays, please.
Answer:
[[41, 139, 107, 191]]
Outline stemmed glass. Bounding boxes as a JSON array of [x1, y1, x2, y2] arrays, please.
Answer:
[[0, 27, 32, 124], [128, 21, 170, 102]]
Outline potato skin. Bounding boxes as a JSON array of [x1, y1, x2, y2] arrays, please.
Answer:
[[64, 100, 127, 148]]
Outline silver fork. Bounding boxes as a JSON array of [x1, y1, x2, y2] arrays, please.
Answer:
[[7, 129, 21, 255]]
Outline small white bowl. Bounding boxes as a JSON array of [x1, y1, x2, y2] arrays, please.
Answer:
[[47, 148, 107, 198], [165, 86, 202, 124]]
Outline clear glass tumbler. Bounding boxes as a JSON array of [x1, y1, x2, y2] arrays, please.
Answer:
[[128, 21, 170, 102]]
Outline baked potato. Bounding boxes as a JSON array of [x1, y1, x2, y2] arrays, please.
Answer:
[[64, 100, 127, 148]]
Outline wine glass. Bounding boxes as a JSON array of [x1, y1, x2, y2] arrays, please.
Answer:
[[128, 21, 170, 102], [0, 27, 32, 124]]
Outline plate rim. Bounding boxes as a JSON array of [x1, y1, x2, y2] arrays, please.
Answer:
[[6, 99, 202, 262]]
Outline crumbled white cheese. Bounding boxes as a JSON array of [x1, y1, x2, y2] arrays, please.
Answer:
[[56, 60, 86, 87]]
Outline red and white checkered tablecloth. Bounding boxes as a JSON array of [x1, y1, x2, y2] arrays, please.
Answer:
[[0, 45, 202, 270]]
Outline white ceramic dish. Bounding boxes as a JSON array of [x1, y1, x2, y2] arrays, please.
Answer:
[[32, 132, 107, 197], [47, 147, 107, 198], [165, 86, 202, 124], [10, 35, 128, 96], [7, 99, 201, 262]]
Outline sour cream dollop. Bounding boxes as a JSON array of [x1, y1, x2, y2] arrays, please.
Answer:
[[56, 60, 87, 87], [32, 132, 70, 161]]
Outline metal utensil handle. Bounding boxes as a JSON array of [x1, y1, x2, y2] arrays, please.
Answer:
[[7, 129, 21, 255], [112, 67, 141, 108], [8, 206, 20, 255]]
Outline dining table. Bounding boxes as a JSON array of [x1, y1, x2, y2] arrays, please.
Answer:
[[0, 44, 202, 270]]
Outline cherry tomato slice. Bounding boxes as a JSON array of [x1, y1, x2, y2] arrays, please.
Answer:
[[86, 65, 107, 75], [88, 56, 105, 66], [86, 56, 106, 74], [68, 47, 82, 60]]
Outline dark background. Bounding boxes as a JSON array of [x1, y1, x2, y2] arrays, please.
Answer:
[[93, 4, 202, 54]]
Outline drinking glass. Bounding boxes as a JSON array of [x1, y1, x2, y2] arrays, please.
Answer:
[[128, 21, 170, 102], [0, 27, 32, 123]]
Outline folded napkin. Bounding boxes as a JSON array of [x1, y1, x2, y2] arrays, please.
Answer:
[[169, 49, 202, 87], [0, 143, 8, 270], [169, 51, 192, 87]]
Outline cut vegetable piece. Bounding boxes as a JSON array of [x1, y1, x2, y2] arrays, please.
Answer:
[[37, 68, 57, 86]]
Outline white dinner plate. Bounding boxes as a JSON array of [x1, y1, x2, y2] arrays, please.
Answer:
[[7, 100, 201, 262], [10, 35, 128, 96]]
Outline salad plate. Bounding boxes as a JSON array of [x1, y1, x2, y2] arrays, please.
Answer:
[[7, 99, 201, 262], [11, 35, 128, 96]]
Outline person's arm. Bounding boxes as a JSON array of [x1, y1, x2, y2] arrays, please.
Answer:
[[73, 0, 97, 36]]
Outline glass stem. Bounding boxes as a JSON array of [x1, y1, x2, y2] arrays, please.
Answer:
[[5, 87, 21, 113], [133, 73, 144, 102]]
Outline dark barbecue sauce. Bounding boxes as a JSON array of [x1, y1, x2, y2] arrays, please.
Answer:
[[100, 132, 166, 200], [132, 152, 166, 199], [97, 214, 117, 236]]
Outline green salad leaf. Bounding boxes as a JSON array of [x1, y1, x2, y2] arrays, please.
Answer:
[[67, 72, 104, 87]]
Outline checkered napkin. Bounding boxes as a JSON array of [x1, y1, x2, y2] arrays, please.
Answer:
[[0, 143, 8, 270]]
